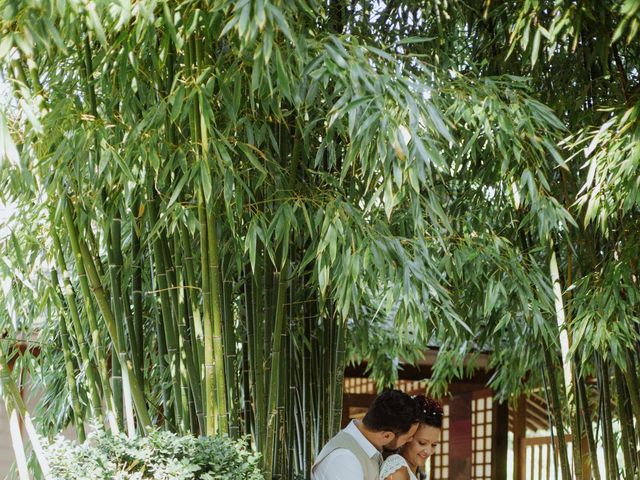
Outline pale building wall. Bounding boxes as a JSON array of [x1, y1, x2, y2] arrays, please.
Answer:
[[0, 401, 16, 480]]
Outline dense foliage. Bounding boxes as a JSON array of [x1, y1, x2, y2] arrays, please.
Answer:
[[1, 0, 639, 479], [46, 429, 262, 480]]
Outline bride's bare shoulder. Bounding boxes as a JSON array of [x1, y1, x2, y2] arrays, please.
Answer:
[[383, 466, 411, 480]]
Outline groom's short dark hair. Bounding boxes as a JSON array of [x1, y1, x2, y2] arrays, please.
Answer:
[[362, 389, 419, 434]]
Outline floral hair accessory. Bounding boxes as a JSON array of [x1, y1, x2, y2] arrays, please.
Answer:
[[413, 395, 443, 419]]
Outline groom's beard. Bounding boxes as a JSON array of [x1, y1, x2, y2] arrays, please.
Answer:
[[382, 446, 399, 457], [383, 438, 401, 451]]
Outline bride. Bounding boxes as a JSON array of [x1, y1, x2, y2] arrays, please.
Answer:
[[379, 396, 443, 480]]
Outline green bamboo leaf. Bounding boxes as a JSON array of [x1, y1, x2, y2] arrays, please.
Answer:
[[171, 87, 185, 122], [85, 4, 107, 45], [426, 104, 453, 143], [275, 47, 291, 100], [531, 28, 541, 67], [167, 173, 189, 209], [0, 35, 12, 58], [266, 3, 294, 44], [201, 163, 212, 202]]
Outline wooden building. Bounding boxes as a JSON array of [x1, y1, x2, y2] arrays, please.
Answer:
[[342, 349, 558, 480]]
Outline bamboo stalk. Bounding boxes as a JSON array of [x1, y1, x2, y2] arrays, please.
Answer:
[[549, 247, 574, 407], [63, 200, 152, 428], [179, 224, 205, 432], [542, 345, 572, 480], [615, 365, 636, 478], [331, 317, 347, 435], [60, 201, 118, 431], [51, 227, 104, 422], [248, 250, 267, 450], [264, 257, 290, 478], [206, 201, 229, 434], [222, 269, 240, 437], [241, 315, 254, 438], [577, 365, 601, 480], [51, 269, 87, 442], [106, 213, 126, 431], [0, 358, 51, 477], [198, 189, 217, 436], [132, 206, 144, 387], [7, 401, 29, 480], [162, 234, 189, 432], [597, 354, 619, 479], [622, 349, 640, 433], [147, 183, 183, 430], [174, 233, 202, 433], [180, 224, 204, 368]]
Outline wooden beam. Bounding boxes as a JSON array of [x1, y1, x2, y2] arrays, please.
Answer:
[[513, 395, 527, 480], [492, 399, 509, 480], [449, 393, 473, 479], [509, 415, 545, 433], [345, 361, 495, 385]]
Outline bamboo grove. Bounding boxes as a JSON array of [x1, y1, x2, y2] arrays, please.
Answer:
[[1, 0, 640, 479]]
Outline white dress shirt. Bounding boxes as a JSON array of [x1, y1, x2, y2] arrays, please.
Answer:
[[313, 420, 382, 480]]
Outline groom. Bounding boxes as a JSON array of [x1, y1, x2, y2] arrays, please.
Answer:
[[312, 389, 419, 480]]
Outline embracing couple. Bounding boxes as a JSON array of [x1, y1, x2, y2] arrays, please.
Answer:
[[312, 389, 444, 480]]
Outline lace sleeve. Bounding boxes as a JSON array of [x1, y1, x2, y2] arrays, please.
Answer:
[[379, 454, 410, 480]]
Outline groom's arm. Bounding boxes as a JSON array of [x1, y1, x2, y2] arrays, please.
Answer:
[[312, 449, 364, 480]]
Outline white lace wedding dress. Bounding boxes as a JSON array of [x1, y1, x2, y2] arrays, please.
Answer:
[[379, 454, 418, 480]]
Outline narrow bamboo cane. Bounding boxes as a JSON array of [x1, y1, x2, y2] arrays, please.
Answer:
[[179, 224, 205, 369], [264, 257, 290, 478], [111, 212, 141, 404], [63, 201, 152, 428], [150, 250, 171, 426], [331, 317, 347, 435], [106, 215, 126, 431], [222, 270, 240, 437], [6, 401, 29, 480], [278, 331, 290, 478], [146, 184, 182, 429], [247, 253, 266, 449], [621, 371, 639, 473], [78, 233, 152, 428], [132, 207, 144, 387], [241, 324, 254, 438], [198, 189, 217, 436], [597, 354, 619, 479], [569, 367, 584, 480], [0, 359, 51, 476], [51, 270, 87, 442], [302, 291, 313, 473], [614, 365, 637, 477], [542, 345, 572, 480], [162, 236, 189, 432], [150, 236, 180, 428], [577, 371, 601, 480], [243, 260, 262, 446], [61, 201, 118, 431], [206, 201, 229, 435], [51, 227, 104, 422], [174, 234, 202, 433], [178, 224, 205, 432], [622, 349, 640, 434]]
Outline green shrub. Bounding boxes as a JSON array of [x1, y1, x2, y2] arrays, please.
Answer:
[[45, 429, 263, 480]]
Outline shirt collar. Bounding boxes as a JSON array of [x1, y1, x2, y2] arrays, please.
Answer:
[[344, 420, 381, 459]]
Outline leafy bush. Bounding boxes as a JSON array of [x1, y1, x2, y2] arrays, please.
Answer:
[[45, 429, 263, 480]]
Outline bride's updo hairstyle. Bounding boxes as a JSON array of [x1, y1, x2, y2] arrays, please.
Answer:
[[413, 395, 444, 428]]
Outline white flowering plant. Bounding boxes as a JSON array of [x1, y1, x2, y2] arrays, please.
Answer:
[[45, 429, 263, 480]]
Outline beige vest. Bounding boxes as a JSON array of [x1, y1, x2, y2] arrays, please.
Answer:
[[312, 430, 380, 480]]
